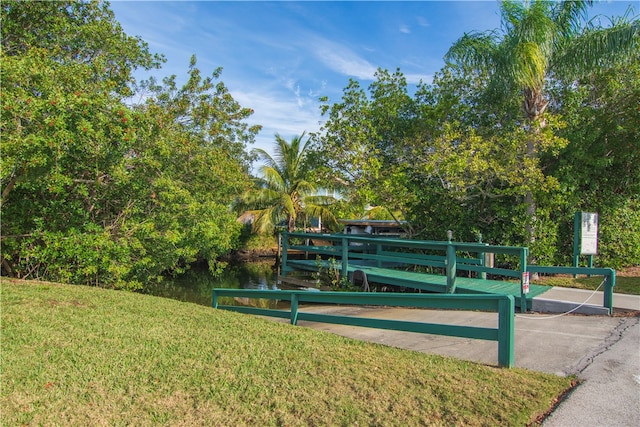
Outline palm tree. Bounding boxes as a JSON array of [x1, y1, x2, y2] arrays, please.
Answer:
[[445, 0, 638, 248], [241, 133, 337, 233]]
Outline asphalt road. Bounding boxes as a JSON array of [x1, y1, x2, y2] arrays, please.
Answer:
[[543, 317, 639, 427]]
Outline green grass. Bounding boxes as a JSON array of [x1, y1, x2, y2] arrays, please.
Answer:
[[2, 279, 572, 426], [532, 275, 640, 295]]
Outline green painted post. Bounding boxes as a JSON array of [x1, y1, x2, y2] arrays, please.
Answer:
[[212, 289, 218, 308], [497, 296, 515, 368], [604, 270, 615, 315], [290, 294, 299, 325], [478, 234, 486, 280], [341, 237, 349, 278], [446, 231, 456, 293], [520, 248, 528, 312], [573, 212, 580, 277], [376, 243, 382, 268], [281, 232, 289, 277]]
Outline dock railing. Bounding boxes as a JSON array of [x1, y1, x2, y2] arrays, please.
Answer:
[[212, 289, 515, 368], [280, 232, 530, 310]]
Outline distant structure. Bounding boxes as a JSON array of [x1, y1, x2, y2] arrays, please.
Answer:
[[339, 220, 407, 238]]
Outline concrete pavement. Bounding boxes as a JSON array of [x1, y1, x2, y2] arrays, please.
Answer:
[[533, 287, 640, 315], [538, 287, 640, 312], [274, 287, 639, 426], [292, 303, 636, 373]]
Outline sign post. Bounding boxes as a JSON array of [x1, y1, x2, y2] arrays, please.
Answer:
[[573, 212, 598, 276], [522, 271, 530, 295]]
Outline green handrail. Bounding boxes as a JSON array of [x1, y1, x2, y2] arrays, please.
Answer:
[[212, 289, 515, 368], [528, 266, 616, 314], [278, 232, 617, 314], [280, 231, 528, 277], [280, 231, 528, 310]]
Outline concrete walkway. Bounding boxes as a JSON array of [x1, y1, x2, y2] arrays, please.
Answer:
[[539, 288, 640, 311], [533, 287, 640, 315], [278, 288, 639, 426]]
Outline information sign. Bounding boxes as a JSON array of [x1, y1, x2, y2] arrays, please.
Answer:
[[522, 272, 530, 294], [580, 212, 598, 255]]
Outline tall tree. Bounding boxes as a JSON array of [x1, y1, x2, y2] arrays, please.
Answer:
[[315, 69, 417, 226], [241, 133, 337, 233], [546, 47, 640, 268], [444, 0, 639, 253], [1, 0, 162, 206], [1, 2, 257, 287]]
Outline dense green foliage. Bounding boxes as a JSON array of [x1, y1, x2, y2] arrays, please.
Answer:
[[1, 1, 258, 288], [314, 70, 417, 232], [548, 49, 640, 267], [312, 1, 639, 268], [2, 0, 638, 287], [443, 0, 639, 263]]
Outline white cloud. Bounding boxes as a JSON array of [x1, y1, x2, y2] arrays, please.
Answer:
[[399, 24, 411, 34], [417, 16, 430, 27], [308, 80, 327, 98], [230, 86, 323, 156], [404, 73, 433, 85], [310, 37, 378, 80]]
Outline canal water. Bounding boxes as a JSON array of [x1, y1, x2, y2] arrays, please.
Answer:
[[143, 261, 284, 307]]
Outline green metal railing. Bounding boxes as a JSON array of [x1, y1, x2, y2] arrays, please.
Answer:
[[212, 289, 515, 367], [528, 266, 616, 314], [280, 232, 530, 310]]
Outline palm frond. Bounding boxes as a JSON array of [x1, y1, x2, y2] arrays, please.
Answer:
[[279, 193, 296, 222], [251, 148, 281, 182], [257, 165, 287, 192], [554, 19, 640, 78], [511, 1, 555, 53], [444, 31, 500, 73], [249, 206, 282, 235], [552, 0, 592, 38], [500, 0, 526, 33], [302, 204, 339, 231], [290, 179, 317, 197], [304, 195, 338, 206], [511, 41, 549, 90], [245, 187, 280, 206]]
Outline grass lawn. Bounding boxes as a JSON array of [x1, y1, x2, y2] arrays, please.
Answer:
[[2, 279, 573, 426]]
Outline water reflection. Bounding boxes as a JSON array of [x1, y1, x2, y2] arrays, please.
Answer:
[[143, 261, 280, 307]]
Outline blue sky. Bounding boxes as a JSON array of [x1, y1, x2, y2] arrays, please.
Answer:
[[110, 1, 637, 156]]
